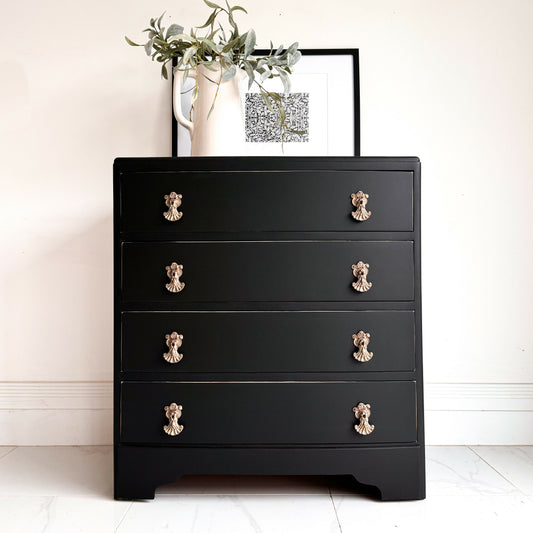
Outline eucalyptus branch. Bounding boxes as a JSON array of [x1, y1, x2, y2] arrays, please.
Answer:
[[125, 0, 305, 142]]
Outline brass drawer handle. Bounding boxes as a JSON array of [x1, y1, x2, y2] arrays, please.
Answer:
[[163, 192, 183, 222], [164, 403, 184, 436], [353, 402, 375, 435], [352, 261, 372, 292], [351, 191, 371, 221], [164, 332, 183, 363], [352, 331, 373, 362], [165, 262, 185, 293]]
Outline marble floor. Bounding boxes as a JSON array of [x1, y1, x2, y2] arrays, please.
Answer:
[[0, 446, 532, 532]]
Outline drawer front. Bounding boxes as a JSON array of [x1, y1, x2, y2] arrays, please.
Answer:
[[119, 171, 413, 233], [122, 311, 415, 373], [121, 241, 414, 302], [120, 381, 417, 444]]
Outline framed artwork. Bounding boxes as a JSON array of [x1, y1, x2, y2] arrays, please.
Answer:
[[171, 49, 359, 157]]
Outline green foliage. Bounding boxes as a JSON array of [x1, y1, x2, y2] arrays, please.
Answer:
[[125, 0, 304, 143]]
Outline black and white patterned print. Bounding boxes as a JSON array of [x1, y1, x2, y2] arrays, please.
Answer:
[[244, 93, 310, 143]]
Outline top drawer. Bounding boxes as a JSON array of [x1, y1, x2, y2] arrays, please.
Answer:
[[119, 171, 413, 233]]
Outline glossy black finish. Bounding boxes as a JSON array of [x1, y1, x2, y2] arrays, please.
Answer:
[[113, 156, 424, 501], [121, 381, 417, 445], [121, 311, 416, 373], [120, 170, 413, 233], [121, 241, 414, 302]]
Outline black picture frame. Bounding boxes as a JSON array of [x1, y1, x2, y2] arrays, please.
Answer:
[[171, 48, 360, 156]]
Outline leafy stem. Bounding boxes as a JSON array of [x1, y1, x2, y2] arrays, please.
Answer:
[[125, 0, 305, 144]]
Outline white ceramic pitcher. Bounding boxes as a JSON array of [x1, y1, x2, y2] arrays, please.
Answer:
[[173, 63, 246, 156]]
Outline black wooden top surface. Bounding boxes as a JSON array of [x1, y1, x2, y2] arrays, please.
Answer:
[[114, 156, 420, 173]]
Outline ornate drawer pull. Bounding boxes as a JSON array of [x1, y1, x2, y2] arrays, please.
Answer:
[[163, 403, 184, 436], [352, 331, 373, 362], [163, 332, 183, 363], [163, 192, 183, 222], [352, 261, 372, 292], [165, 262, 185, 293], [351, 191, 371, 221], [353, 402, 375, 435]]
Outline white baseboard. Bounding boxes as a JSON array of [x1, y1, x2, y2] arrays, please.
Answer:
[[0, 382, 111, 410], [424, 383, 533, 412], [0, 382, 112, 446], [425, 410, 533, 446], [0, 410, 112, 446], [1, 382, 532, 445]]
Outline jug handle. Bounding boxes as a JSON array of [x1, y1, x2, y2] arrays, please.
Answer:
[[173, 68, 195, 135]]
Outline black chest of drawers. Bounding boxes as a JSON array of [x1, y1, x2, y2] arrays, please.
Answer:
[[113, 156, 425, 501]]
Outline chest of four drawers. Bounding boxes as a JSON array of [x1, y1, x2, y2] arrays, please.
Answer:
[[114, 157, 424, 501]]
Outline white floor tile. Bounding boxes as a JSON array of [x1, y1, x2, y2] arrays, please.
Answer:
[[48, 496, 131, 533], [116, 495, 340, 533], [0, 495, 131, 533], [328, 446, 517, 498], [158, 475, 331, 495], [471, 446, 533, 496], [0, 446, 112, 498], [0, 496, 52, 533], [0, 446, 16, 460], [425, 446, 518, 496], [1, 445, 532, 532], [332, 492, 533, 533]]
